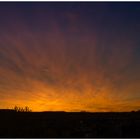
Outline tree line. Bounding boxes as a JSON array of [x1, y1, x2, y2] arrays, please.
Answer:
[[14, 106, 32, 112]]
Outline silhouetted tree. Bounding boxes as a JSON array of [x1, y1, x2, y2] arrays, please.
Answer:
[[14, 106, 19, 112], [14, 106, 32, 112], [25, 106, 32, 112]]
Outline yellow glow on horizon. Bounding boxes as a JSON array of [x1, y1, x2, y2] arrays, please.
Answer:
[[1, 85, 140, 112]]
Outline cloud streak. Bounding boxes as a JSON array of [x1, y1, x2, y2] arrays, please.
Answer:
[[0, 3, 140, 111]]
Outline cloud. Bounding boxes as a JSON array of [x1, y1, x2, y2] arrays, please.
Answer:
[[0, 4, 139, 111]]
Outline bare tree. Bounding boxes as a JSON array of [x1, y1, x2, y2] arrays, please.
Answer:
[[14, 106, 32, 112]]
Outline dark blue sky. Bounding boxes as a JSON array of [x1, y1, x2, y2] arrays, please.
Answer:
[[0, 2, 140, 111]]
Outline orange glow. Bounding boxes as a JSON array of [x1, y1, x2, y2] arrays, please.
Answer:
[[0, 4, 140, 112]]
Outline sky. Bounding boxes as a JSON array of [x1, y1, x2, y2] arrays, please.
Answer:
[[0, 2, 140, 112]]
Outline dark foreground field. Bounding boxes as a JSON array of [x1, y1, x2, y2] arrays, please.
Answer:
[[0, 110, 140, 138]]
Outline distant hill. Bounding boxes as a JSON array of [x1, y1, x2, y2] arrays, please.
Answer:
[[0, 109, 140, 138], [0, 109, 15, 112]]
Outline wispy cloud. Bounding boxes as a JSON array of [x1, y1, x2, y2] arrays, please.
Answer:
[[0, 3, 139, 111]]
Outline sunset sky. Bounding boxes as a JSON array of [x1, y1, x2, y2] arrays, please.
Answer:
[[0, 2, 140, 112]]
